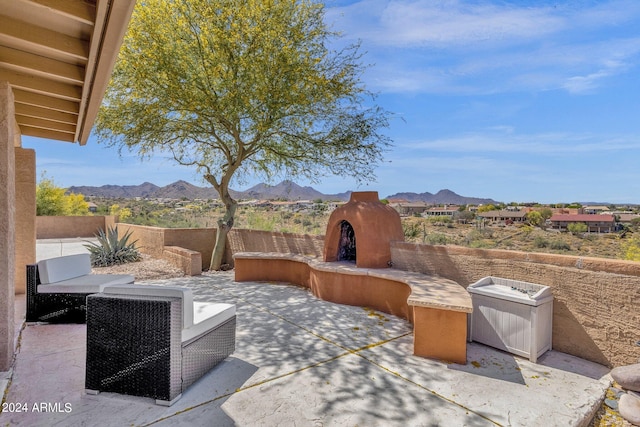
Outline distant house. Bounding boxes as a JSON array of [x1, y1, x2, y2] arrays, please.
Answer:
[[424, 205, 459, 218], [549, 214, 615, 233], [391, 202, 430, 216], [582, 205, 610, 214], [477, 210, 527, 224], [613, 212, 640, 225], [87, 202, 98, 213]]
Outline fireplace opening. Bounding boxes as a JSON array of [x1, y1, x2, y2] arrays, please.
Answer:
[[337, 220, 356, 262]]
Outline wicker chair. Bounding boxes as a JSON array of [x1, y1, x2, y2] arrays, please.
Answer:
[[85, 285, 236, 406], [26, 254, 134, 323]]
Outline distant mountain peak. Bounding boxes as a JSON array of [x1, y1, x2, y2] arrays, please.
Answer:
[[68, 180, 498, 205], [386, 189, 497, 205]]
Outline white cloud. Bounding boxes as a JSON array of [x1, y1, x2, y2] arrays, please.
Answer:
[[330, 0, 564, 48], [328, 1, 640, 95], [404, 131, 640, 155]]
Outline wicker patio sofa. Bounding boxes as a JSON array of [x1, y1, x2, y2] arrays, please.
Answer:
[[26, 253, 134, 323], [85, 284, 236, 406]]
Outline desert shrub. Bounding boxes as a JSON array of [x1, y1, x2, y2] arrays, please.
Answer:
[[84, 226, 142, 267], [567, 222, 588, 235], [466, 228, 493, 244], [426, 233, 448, 245], [533, 236, 549, 248], [403, 222, 422, 240], [469, 240, 495, 249], [549, 240, 571, 251], [621, 235, 640, 261]]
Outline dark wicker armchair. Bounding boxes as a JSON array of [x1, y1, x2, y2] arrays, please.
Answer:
[[85, 285, 236, 405]]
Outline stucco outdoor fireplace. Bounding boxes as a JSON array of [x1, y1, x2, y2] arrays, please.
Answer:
[[234, 189, 473, 364], [323, 191, 404, 268]]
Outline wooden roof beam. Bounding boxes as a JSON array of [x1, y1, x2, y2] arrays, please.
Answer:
[[12, 88, 80, 115], [0, 68, 83, 101], [0, 46, 85, 85], [19, 124, 76, 142], [15, 104, 78, 125], [23, 0, 96, 27], [0, 15, 89, 63], [15, 114, 77, 133]]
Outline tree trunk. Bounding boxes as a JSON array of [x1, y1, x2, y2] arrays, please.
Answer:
[[209, 184, 237, 271]]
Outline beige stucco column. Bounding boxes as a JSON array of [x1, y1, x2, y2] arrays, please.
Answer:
[[15, 148, 36, 294], [0, 81, 16, 371]]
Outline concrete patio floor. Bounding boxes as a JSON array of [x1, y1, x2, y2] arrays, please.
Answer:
[[1, 268, 612, 427]]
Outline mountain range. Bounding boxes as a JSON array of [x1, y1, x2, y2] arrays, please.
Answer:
[[68, 180, 498, 205]]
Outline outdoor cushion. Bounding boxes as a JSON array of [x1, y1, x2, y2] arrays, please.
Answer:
[[37, 253, 92, 284], [38, 274, 134, 294], [183, 302, 236, 343]]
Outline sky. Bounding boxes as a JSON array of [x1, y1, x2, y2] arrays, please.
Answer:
[[23, 0, 640, 204]]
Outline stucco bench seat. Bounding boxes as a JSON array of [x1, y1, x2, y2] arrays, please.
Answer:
[[233, 251, 472, 364], [26, 253, 134, 323], [85, 284, 236, 406]]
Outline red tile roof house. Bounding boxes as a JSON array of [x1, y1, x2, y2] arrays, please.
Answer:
[[549, 214, 616, 233]]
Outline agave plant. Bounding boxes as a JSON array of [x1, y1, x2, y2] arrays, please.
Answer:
[[84, 226, 142, 267]]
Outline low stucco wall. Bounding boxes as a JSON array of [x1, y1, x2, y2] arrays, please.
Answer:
[[114, 224, 214, 274], [227, 228, 324, 259], [390, 241, 640, 368], [36, 216, 117, 239]]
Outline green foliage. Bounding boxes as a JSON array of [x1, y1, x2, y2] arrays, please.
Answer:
[[621, 235, 640, 261], [533, 236, 549, 248], [526, 211, 544, 227], [36, 174, 89, 216], [84, 226, 142, 267], [567, 222, 588, 235], [549, 240, 571, 251], [539, 208, 553, 220], [425, 233, 448, 245], [36, 176, 67, 216], [456, 210, 476, 223], [427, 216, 452, 225], [110, 204, 132, 221], [96, 0, 392, 271], [476, 204, 497, 213], [403, 222, 422, 240]]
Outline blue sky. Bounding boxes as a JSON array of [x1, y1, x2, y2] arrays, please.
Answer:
[[24, 0, 640, 204]]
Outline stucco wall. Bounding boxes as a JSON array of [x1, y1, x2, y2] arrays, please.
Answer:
[[14, 147, 35, 294], [227, 228, 325, 259], [36, 216, 117, 239], [115, 224, 167, 257], [390, 241, 640, 368], [0, 81, 16, 370], [164, 227, 217, 268]]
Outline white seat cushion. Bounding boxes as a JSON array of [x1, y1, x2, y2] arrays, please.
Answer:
[[103, 285, 194, 329], [182, 302, 236, 343], [37, 253, 92, 284], [37, 274, 134, 294]]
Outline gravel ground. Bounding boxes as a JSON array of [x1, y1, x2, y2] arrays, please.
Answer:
[[91, 253, 186, 281]]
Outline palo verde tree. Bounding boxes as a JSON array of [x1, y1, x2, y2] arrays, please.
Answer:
[[95, 0, 392, 270]]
